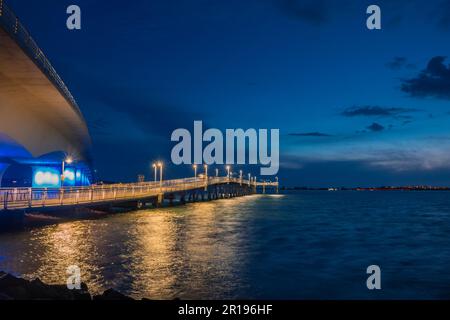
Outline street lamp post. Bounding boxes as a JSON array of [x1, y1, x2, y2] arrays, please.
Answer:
[[152, 163, 157, 183], [193, 164, 197, 180], [239, 170, 243, 186], [158, 162, 163, 189], [61, 157, 73, 188], [248, 173, 251, 186], [226, 165, 230, 183], [204, 164, 208, 191], [215, 168, 219, 177], [61, 161, 65, 187], [276, 176, 279, 193]]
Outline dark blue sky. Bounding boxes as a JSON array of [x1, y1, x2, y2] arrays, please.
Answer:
[[8, 0, 450, 186]]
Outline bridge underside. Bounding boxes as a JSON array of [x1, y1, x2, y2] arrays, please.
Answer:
[[0, 27, 92, 186]]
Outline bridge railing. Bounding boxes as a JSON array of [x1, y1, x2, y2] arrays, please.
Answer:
[[0, 0, 84, 118], [0, 176, 274, 210]]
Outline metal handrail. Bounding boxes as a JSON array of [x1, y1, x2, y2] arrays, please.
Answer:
[[0, 176, 277, 211]]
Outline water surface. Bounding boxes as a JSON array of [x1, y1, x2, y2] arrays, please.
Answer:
[[1, 191, 450, 299]]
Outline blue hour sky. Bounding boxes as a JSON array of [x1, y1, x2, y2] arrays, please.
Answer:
[[7, 0, 450, 186]]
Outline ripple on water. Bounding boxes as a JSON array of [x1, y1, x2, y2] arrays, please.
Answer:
[[1, 191, 450, 299]]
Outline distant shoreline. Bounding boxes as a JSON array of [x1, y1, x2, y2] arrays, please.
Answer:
[[281, 186, 450, 191]]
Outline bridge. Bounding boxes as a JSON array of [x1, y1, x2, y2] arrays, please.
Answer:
[[0, 2, 279, 216], [0, 1, 92, 187], [0, 176, 278, 212]]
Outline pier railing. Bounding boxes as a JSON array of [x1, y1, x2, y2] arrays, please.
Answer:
[[0, 177, 277, 211]]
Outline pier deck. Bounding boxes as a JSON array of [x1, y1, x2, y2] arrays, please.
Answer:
[[0, 177, 278, 211]]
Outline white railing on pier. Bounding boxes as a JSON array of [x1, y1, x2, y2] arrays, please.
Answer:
[[0, 177, 277, 211]]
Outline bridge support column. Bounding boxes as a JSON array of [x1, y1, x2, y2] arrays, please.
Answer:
[[167, 193, 175, 206], [152, 194, 164, 207]]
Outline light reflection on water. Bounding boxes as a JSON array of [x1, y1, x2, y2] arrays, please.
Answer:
[[3, 191, 450, 299], [0, 195, 266, 299]]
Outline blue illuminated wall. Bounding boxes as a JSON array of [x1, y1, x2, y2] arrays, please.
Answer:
[[1, 133, 92, 188], [31, 166, 91, 188], [63, 168, 75, 186], [0, 163, 9, 185], [75, 168, 91, 186], [32, 167, 60, 188]]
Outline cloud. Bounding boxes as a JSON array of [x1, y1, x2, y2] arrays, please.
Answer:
[[402, 120, 413, 126], [374, 0, 450, 30], [92, 86, 205, 138], [401, 56, 450, 99], [86, 118, 112, 136], [285, 139, 450, 174], [289, 132, 333, 137], [366, 123, 385, 132], [279, 155, 304, 170], [434, 1, 450, 29], [364, 148, 450, 172], [386, 57, 416, 70], [340, 106, 418, 118], [276, 0, 332, 25], [274, 0, 449, 29]]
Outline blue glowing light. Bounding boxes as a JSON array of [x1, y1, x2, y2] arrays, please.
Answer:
[[63, 168, 76, 186], [64, 169, 75, 181], [32, 167, 60, 188]]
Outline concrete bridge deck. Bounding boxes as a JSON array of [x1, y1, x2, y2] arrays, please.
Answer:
[[0, 177, 278, 212]]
